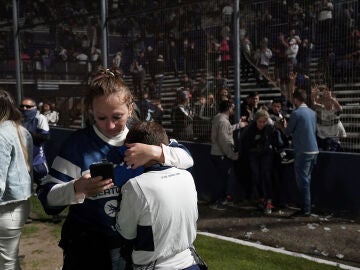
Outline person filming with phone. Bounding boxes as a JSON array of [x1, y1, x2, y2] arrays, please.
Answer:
[[37, 67, 194, 270]]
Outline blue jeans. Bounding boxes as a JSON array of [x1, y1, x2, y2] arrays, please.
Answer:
[[294, 153, 318, 213]]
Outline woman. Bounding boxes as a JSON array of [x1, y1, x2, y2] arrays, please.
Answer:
[[0, 89, 33, 270], [312, 85, 346, 151], [37, 67, 194, 270], [42, 102, 59, 126], [241, 110, 277, 214]]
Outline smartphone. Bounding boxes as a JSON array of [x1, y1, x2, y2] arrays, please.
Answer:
[[89, 161, 114, 180]]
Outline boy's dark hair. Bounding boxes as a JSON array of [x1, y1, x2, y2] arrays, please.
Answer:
[[125, 121, 169, 146], [293, 89, 307, 103], [218, 100, 234, 113]]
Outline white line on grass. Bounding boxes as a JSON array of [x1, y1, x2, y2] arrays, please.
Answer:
[[197, 231, 360, 270]]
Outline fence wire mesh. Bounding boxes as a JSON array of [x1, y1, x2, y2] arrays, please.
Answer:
[[0, 0, 359, 152]]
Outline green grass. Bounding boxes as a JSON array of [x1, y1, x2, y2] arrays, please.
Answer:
[[194, 234, 341, 270], [28, 197, 342, 270], [29, 195, 66, 238], [22, 225, 39, 237]]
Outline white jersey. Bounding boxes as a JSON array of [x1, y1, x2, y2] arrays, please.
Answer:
[[116, 166, 198, 269]]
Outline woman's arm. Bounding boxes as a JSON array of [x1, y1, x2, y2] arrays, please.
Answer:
[[124, 140, 194, 169]]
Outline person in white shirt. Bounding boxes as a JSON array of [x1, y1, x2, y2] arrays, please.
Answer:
[[42, 102, 59, 126], [116, 121, 202, 270]]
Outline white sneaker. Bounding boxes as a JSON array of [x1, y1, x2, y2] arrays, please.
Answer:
[[209, 203, 226, 211]]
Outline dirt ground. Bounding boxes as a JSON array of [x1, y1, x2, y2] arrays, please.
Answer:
[[19, 203, 360, 270], [197, 203, 360, 269]]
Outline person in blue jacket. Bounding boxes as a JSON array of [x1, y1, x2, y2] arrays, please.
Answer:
[[284, 89, 319, 217], [37, 67, 194, 270]]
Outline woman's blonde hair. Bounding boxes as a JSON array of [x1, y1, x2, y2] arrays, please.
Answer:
[[254, 109, 270, 121], [0, 89, 31, 171], [85, 66, 133, 123]]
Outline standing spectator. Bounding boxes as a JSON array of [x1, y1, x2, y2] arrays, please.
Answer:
[[311, 85, 346, 151], [193, 73, 208, 102], [219, 37, 231, 78], [209, 100, 243, 210], [241, 34, 253, 82], [0, 90, 33, 270], [112, 51, 122, 69], [75, 49, 89, 76], [316, 0, 334, 43], [297, 38, 313, 76], [135, 90, 163, 123], [146, 46, 157, 80], [207, 34, 220, 73], [222, 1, 233, 26], [204, 94, 217, 120], [116, 121, 203, 270], [172, 90, 194, 141], [90, 46, 102, 72], [186, 40, 197, 79], [41, 48, 54, 76], [268, 99, 294, 208], [32, 49, 42, 80], [20, 97, 50, 188], [241, 110, 277, 214], [168, 39, 179, 77], [240, 92, 261, 123], [254, 38, 273, 87], [272, 32, 289, 91], [216, 88, 230, 106], [193, 95, 210, 141], [154, 54, 165, 99], [286, 38, 299, 67], [284, 89, 319, 217], [268, 99, 292, 162], [129, 59, 145, 98], [181, 74, 194, 98], [42, 102, 59, 126], [36, 67, 194, 270], [213, 70, 228, 94]]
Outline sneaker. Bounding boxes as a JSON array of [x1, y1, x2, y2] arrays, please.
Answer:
[[257, 198, 265, 210], [281, 156, 295, 164], [25, 217, 33, 224], [221, 195, 235, 206], [221, 200, 235, 207], [52, 214, 62, 224], [264, 201, 275, 214], [209, 202, 226, 211]]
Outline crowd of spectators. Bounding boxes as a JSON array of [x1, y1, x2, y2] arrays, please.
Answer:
[[0, 0, 358, 148], [0, 0, 358, 219]]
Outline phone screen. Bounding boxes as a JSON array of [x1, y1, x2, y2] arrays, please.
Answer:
[[89, 162, 114, 180]]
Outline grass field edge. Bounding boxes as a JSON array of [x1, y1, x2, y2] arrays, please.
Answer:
[[197, 231, 360, 270]]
